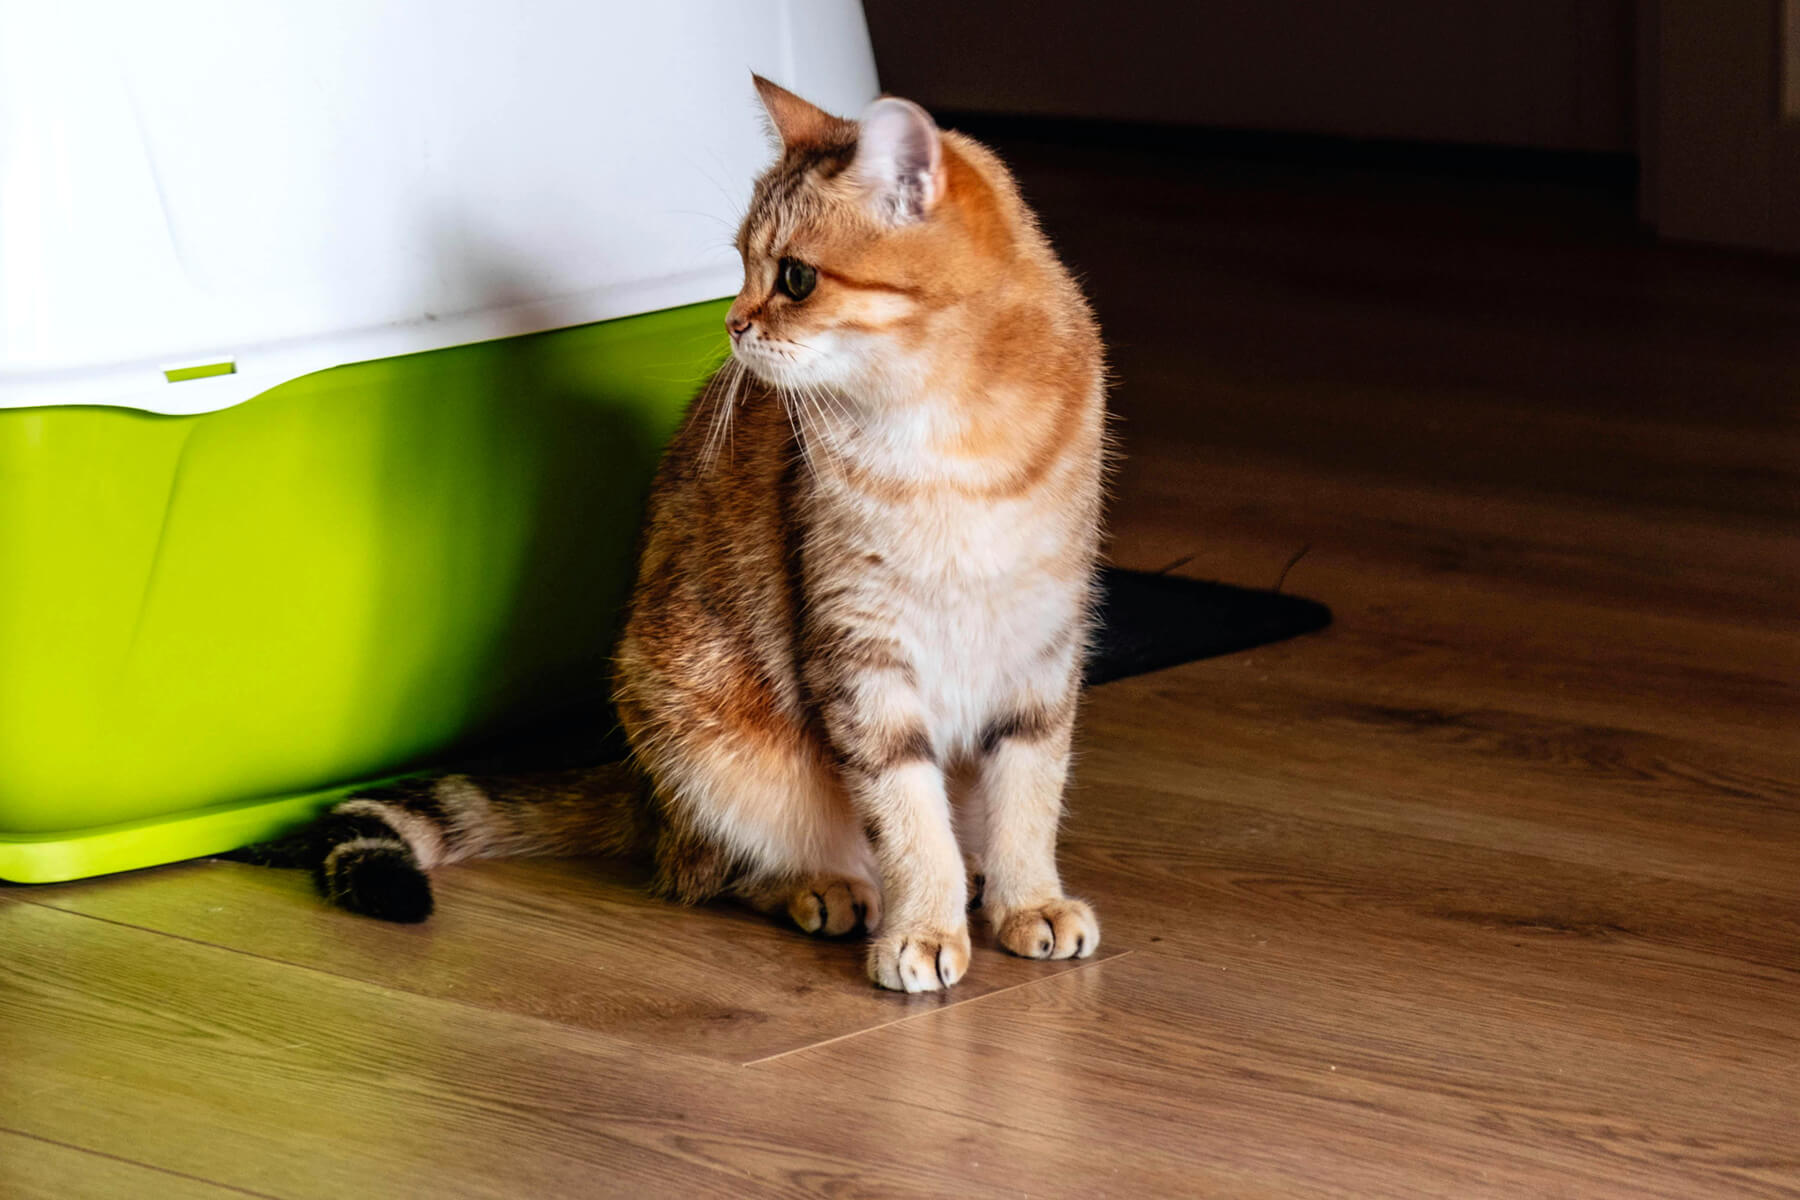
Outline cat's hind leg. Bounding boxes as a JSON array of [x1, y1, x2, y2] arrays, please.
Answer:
[[643, 733, 882, 939]]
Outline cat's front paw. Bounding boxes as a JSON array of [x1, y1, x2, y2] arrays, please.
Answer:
[[868, 922, 971, 992], [993, 897, 1099, 960]]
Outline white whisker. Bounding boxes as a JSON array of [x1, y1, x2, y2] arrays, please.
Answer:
[[697, 358, 748, 472], [797, 380, 838, 444], [774, 380, 810, 473]]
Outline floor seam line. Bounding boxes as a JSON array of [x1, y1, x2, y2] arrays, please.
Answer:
[[0, 1125, 283, 1200], [741, 950, 1135, 1068]]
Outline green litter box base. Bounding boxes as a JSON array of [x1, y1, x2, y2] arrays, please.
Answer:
[[0, 783, 368, 884], [1, 299, 729, 884]]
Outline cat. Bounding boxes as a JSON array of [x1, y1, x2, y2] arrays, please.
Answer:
[[254, 78, 1109, 992]]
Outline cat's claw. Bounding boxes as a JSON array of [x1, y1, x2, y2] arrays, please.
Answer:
[[869, 923, 971, 992], [994, 897, 1099, 961]]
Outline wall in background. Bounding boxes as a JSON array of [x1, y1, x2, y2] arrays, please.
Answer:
[[864, 0, 1636, 153], [1785, 0, 1800, 119], [1645, 0, 1800, 253]]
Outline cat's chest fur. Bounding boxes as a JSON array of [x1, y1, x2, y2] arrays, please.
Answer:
[[806, 470, 1091, 756]]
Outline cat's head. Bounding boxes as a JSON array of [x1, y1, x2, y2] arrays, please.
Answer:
[[725, 78, 1014, 399]]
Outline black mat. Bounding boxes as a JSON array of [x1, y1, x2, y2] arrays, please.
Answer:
[[1085, 567, 1330, 687]]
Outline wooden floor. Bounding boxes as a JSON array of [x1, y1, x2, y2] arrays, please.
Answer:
[[6, 136, 1799, 1199]]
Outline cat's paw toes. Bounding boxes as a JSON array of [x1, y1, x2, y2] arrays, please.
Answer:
[[868, 923, 971, 992], [994, 897, 1099, 960], [787, 876, 881, 938]]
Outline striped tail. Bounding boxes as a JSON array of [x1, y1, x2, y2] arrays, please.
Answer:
[[232, 764, 650, 922]]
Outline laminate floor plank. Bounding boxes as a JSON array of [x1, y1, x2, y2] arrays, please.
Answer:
[[1076, 672, 1800, 895], [1057, 755, 1800, 974]]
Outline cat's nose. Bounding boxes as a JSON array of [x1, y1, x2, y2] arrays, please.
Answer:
[[726, 312, 751, 339]]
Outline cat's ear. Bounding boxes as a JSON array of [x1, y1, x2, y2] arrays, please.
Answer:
[[852, 97, 944, 224], [752, 73, 838, 149]]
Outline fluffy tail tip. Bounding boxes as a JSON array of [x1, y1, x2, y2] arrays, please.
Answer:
[[318, 841, 435, 923]]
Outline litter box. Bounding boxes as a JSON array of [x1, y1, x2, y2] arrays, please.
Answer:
[[0, 2, 879, 882]]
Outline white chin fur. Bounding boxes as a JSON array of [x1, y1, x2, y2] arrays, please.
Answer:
[[732, 348, 791, 388], [734, 333, 850, 389]]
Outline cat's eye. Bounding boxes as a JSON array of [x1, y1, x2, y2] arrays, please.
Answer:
[[777, 257, 817, 302]]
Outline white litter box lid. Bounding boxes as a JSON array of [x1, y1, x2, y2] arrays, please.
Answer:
[[0, 1, 877, 415]]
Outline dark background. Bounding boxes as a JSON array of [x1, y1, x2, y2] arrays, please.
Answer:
[[862, 0, 1800, 256]]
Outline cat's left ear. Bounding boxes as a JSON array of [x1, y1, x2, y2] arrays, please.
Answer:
[[752, 73, 840, 148], [852, 97, 944, 224]]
